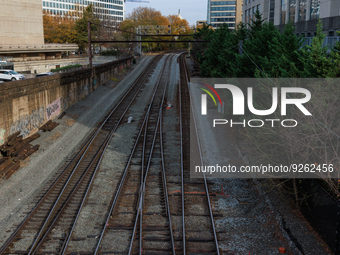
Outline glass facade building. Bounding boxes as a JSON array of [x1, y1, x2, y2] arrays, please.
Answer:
[[207, 0, 238, 30], [243, 0, 339, 37], [42, 0, 124, 22]]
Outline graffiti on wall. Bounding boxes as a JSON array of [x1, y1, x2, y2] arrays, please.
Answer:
[[46, 97, 61, 120], [10, 107, 45, 137], [0, 129, 6, 145]]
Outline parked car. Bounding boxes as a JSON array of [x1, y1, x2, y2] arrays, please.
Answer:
[[36, 72, 54, 77], [0, 70, 25, 81]]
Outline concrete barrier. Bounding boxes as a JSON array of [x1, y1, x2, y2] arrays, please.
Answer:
[[0, 56, 134, 145]]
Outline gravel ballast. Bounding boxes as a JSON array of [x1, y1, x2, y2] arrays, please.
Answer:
[[0, 56, 154, 245]]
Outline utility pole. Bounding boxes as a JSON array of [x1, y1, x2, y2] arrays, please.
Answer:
[[88, 21, 92, 68], [138, 25, 142, 56], [131, 28, 134, 55]]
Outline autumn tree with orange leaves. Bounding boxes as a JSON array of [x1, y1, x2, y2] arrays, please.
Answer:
[[120, 7, 192, 52], [43, 12, 77, 44]]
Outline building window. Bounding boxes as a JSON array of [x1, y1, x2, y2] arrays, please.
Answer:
[[289, 0, 296, 22], [245, 9, 248, 24], [211, 12, 236, 16], [310, 0, 320, 20], [299, 0, 307, 21], [269, 0, 275, 23], [280, 0, 287, 24], [211, 6, 236, 11], [211, 17, 236, 22], [211, 1, 236, 5], [248, 8, 251, 24]]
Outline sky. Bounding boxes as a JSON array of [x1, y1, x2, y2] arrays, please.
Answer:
[[124, 0, 208, 26]]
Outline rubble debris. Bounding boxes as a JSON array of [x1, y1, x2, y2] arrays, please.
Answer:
[[0, 133, 40, 180], [39, 120, 60, 132], [58, 112, 66, 120]]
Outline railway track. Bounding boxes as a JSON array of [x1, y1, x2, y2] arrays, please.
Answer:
[[87, 54, 175, 255], [0, 54, 163, 255], [178, 54, 220, 255], [0, 52, 220, 255]]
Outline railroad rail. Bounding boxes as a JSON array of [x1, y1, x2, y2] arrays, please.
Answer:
[[0, 52, 220, 255], [179, 53, 220, 255], [0, 54, 163, 255]]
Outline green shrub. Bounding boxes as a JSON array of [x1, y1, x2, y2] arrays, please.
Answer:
[[100, 50, 118, 56], [51, 64, 82, 72]]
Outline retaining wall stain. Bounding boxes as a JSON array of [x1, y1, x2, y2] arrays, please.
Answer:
[[0, 128, 5, 145], [0, 56, 134, 142], [46, 98, 61, 120], [10, 107, 45, 138]]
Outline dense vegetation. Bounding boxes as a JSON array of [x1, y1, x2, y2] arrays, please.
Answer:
[[43, 6, 192, 53], [43, 4, 100, 51], [193, 11, 340, 78], [193, 11, 340, 199]]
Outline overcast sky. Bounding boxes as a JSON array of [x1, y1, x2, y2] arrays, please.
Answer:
[[124, 0, 207, 26]]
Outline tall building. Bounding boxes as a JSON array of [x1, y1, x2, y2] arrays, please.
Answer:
[[207, 0, 243, 30], [0, 0, 78, 72], [42, 0, 124, 22], [243, 0, 340, 36], [1, 0, 44, 45]]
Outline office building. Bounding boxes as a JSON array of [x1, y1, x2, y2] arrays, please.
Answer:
[[207, 0, 243, 30], [42, 0, 124, 22], [243, 0, 340, 35], [0, 0, 78, 72], [1, 0, 44, 45]]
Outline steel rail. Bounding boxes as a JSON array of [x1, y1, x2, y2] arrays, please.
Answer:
[[57, 55, 161, 255], [31, 142, 107, 254], [160, 89, 176, 255], [128, 54, 170, 254], [92, 54, 171, 255], [0, 54, 162, 255], [139, 91, 150, 255], [179, 52, 186, 255], [28, 54, 163, 255], [27, 54, 163, 255], [130, 75, 167, 255], [135, 55, 174, 255], [181, 54, 220, 255]]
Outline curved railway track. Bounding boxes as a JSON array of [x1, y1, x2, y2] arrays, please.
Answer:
[[0, 52, 221, 255]]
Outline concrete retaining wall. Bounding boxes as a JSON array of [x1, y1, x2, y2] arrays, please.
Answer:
[[0, 56, 134, 145]]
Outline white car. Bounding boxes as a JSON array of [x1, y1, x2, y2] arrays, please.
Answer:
[[0, 70, 25, 81]]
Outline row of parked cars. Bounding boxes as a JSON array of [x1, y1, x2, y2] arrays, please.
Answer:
[[0, 70, 54, 82]]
